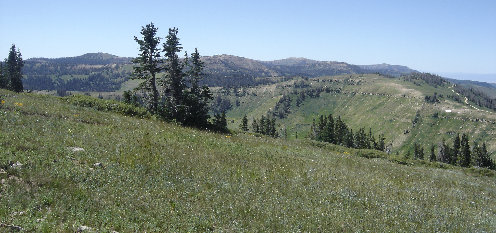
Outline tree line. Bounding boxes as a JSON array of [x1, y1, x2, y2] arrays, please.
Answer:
[[413, 133, 494, 170], [310, 114, 386, 151], [0, 44, 24, 92], [129, 23, 226, 131], [238, 114, 279, 138]]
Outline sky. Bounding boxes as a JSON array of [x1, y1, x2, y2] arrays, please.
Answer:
[[1, 0, 495, 81]]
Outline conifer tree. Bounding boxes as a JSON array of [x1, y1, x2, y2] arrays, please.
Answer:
[[459, 133, 471, 167], [376, 134, 386, 151], [183, 48, 212, 127], [5, 44, 24, 92], [240, 115, 249, 131], [452, 133, 461, 165], [163, 27, 186, 120], [212, 111, 228, 132], [252, 119, 259, 133], [430, 144, 436, 162], [132, 23, 161, 113], [414, 143, 424, 160], [0, 62, 7, 89]]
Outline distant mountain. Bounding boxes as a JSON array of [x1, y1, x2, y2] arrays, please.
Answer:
[[200, 55, 416, 86], [22, 53, 418, 91], [359, 63, 416, 77], [27, 52, 132, 65], [263, 57, 364, 77]]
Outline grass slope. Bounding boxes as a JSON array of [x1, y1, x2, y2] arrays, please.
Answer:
[[224, 75, 496, 158], [1, 90, 496, 232]]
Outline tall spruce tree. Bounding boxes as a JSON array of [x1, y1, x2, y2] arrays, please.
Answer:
[[459, 133, 471, 167], [452, 133, 461, 165], [0, 62, 6, 89], [430, 144, 436, 162], [5, 44, 24, 92], [240, 115, 249, 131], [183, 48, 212, 127], [132, 23, 162, 113], [163, 27, 186, 121]]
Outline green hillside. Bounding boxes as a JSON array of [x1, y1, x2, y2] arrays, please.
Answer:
[[1, 89, 496, 231], [222, 74, 496, 159]]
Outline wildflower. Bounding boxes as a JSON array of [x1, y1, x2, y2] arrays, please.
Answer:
[[14, 102, 23, 107], [225, 135, 231, 138], [0, 100, 5, 105]]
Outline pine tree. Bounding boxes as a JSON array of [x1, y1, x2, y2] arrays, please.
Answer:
[[0, 62, 7, 89], [132, 23, 162, 113], [5, 44, 24, 92], [252, 119, 259, 133], [430, 144, 436, 162], [183, 48, 212, 127], [414, 143, 424, 159], [459, 133, 471, 167], [212, 111, 228, 132], [376, 134, 386, 151], [452, 133, 461, 165], [163, 27, 186, 121], [240, 115, 249, 131], [477, 143, 495, 169]]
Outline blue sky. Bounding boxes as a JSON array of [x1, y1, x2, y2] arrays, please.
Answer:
[[1, 0, 495, 78]]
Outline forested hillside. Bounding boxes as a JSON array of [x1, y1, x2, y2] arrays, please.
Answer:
[[21, 53, 418, 91]]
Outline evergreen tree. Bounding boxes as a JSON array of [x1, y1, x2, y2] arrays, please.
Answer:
[[376, 134, 386, 151], [430, 144, 436, 162], [414, 143, 424, 160], [0, 62, 7, 89], [438, 139, 449, 163], [5, 44, 24, 92], [163, 27, 186, 120], [240, 115, 249, 131], [459, 133, 471, 167], [212, 111, 228, 132], [346, 129, 354, 148], [475, 142, 495, 169], [132, 23, 162, 113], [252, 119, 259, 133], [452, 133, 461, 165], [183, 48, 212, 127]]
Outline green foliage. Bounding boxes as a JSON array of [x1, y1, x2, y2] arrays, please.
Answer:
[[4, 44, 24, 92], [240, 115, 249, 131], [252, 114, 278, 137], [132, 22, 162, 113], [311, 114, 385, 152], [211, 111, 228, 133]]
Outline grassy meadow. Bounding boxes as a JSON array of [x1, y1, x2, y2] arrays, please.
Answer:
[[1, 89, 496, 231]]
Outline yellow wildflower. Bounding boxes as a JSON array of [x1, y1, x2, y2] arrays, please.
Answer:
[[14, 102, 23, 107], [1, 100, 5, 105]]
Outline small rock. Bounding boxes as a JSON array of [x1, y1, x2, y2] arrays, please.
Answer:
[[0, 169, 7, 179], [77, 225, 92, 232], [68, 147, 85, 152], [11, 161, 23, 169], [93, 162, 103, 168]]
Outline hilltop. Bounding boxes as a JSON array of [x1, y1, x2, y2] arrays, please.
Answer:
[[1, 89, 495, 231]]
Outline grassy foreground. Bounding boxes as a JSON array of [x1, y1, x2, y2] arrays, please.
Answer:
[[1, 89, 495, 232]]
